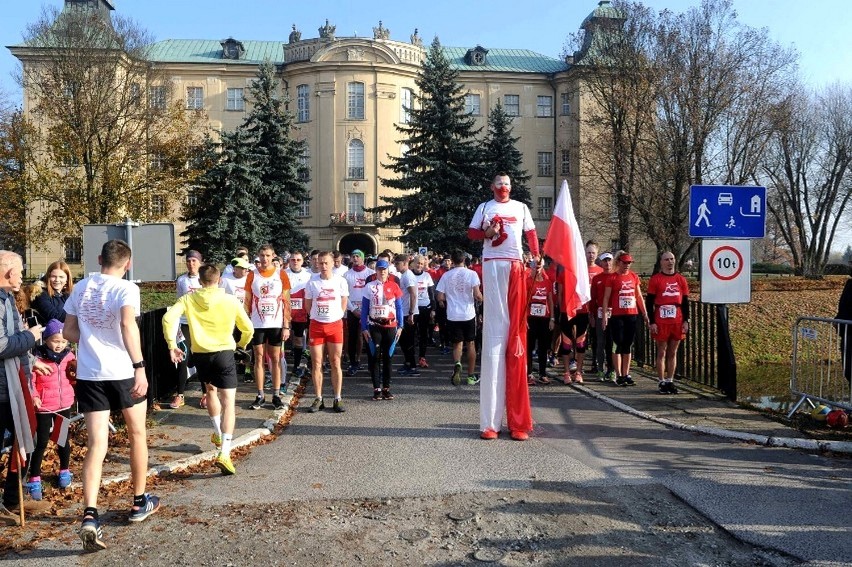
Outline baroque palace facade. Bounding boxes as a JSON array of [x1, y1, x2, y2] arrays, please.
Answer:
[[13, 0, 624, 275]]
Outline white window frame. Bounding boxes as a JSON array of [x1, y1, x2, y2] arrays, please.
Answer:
[[298, 146, 310, 181], [297, 199, 310, 218], [151, 194, 166, 216], [186, 189, 198, 208], [464, 93, 481, 116], [504, 94, 520, 117], [400, 87, 413, 123], [536, 95, 553, 117], [148, 85, 167, 109], [297, 84, 310, 122], [347, 82, 365, 120], [347, 192, 365, 216], [537, 197, 553, 220], [64, 237, 82, 263], [186, 86, 204, 110], [561, 92, 571, 116], [561, 149, 571, 175], [537, 152, 553, 177], [226, 87, 245, 111], [347, 139, 365, 179]]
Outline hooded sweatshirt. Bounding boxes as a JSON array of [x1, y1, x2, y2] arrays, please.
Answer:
[[162, 286, 254, 353]]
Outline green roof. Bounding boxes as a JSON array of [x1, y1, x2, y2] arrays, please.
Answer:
[[147, 39, 567, 74]]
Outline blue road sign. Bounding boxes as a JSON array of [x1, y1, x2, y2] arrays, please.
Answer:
[[689, 185, 766, 238]]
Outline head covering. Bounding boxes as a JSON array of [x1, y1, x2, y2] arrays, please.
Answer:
[[44, 319, 64, 340], [375, 259, 390, 270], [186, 250, 202, 261], [618, 253, 634, 263], [352, 249, 365, 258], [231, 257, 251, 269], [599, 252, 613, 261]]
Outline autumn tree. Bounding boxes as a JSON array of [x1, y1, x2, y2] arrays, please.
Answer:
[[0, 98, 29, 253]]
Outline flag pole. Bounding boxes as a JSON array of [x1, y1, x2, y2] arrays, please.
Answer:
[[13, 439, 25, 527]]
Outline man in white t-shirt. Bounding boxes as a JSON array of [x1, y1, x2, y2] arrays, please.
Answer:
[[284, 251, 313, 379], [221, 256, 251, 379], [64, 239, 160, 551], [436, 249, 482, 386], [468, 173, 539, 442], [304, 251, 350, 413], [342, 250, 374, 376], [171, 250, 203, 409], [394, 253, 419, 375]]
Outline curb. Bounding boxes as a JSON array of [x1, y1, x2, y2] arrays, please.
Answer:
[[572, 383, 852, 455]]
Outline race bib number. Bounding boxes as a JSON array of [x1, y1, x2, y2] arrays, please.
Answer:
[[259, 299, 278, 318], [659, 305, 677, 319], [371, 304, 391, 319], [618, 295, 636, 310], [290, 298, 303, 311], [317, 304, 330, 316], [529, 303, 547, 318]]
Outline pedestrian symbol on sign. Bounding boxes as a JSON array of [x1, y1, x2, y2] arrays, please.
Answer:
[[695, 199, 711, 227]]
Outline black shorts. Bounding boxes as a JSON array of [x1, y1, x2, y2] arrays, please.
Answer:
[[560, 312, 589, 339], [192, 351, 237, 389], [252, 327, 283, 346], [76, 378, 145, 413], [291, 321, 309, 338], [446, 318, 476, 344]]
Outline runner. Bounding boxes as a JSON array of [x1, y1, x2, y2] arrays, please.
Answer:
[[526, 257, 555, 385], [601, 251, 649, 386], [171, 250, 202, 409], [435, 249, 482, 386], [646, 251, 690, 394], [342, 250, 374, 377], [588, 252, 615, 381], [285, 251, 313, 380], [361, 259, 404, 400]]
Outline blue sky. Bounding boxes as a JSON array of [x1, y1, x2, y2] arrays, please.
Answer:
[[2, 0, 851, 251]]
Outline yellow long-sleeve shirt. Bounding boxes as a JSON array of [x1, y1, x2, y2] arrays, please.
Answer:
[[162, 286, 254, 352]]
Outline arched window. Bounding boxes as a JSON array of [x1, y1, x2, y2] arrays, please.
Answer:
[[347, 139, 364, 179]]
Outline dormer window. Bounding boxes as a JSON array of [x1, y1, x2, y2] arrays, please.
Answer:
[[464, 45, 489, 66], [221, 38, 245, 60]]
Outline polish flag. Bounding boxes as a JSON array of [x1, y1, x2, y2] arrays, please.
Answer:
[[8, 365, 36, 471], [543, 180, 590, 319], [50, 413, 70, 447]]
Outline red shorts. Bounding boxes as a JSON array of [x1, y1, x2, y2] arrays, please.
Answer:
[[309, 319, 344, 346], [652, 321, 685, 342]]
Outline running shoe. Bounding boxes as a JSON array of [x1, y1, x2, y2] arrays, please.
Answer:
[[418, 357, 429, 368], [215, 453, 236, 475], [309, 397, 324, 413], [169, 394, 185, 409], [398, 365, 412, 375], [480, 428, 498, 440], [381, 388, 394, 400], [451, 362, 462, 386], [58, 470, 73, 489], [272, 395, 285, 409], [79, 516, 107, 551], [510, 430, 529, 441], [211, 432, 222, 448], [128, 494, 160, 523], [527, 374, 537, 386], [568, 360, 578, 373], [333, 399, 346, 413], [624, 375, 636, 386], [407, 367, 421, 377], [347, 364, 358, 377], [604, 370, 616, 382], [466, 375, 480, 386], [249, 395, 265, 410], [615, 375, 627, 386], [25, 479, 42, 501], [573, 372, 584, 384], [372, 388, 382, 401]]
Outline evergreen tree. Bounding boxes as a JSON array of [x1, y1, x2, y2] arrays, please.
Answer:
[[181, 131, 269, 263], [375, 37, 486, 254], [481, 101, 532, 206], [242, 62, 310, 253]]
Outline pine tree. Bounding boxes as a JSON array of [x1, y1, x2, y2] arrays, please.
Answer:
[[181, 130, 269, 263], [481, 101, 532, 206], [242, 62, 310, 253], [375, 37, 486, 254]]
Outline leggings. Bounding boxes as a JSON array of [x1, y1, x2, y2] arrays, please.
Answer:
[[527, 317, 551, 376], [346, 311, 363, 364], [401, 317, 417, 367], [28, 407, 72, 477], [369, 325, 396, 389], [415, 309, 432, 358], [609, 315, 638, 354]]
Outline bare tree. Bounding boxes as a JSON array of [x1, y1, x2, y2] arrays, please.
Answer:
[[762, 85, 852, 277], [11, 5, 207, 247], [0, 94, 29, 252]]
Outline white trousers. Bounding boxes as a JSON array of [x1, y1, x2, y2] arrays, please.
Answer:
[[480, 260, 510, 431]]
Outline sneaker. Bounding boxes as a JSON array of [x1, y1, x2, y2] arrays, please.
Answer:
[[215, 453, 236, 475], [616, 375, 627, 386], [381, 388, 394, 400], [407, 367, 421, 377], [79, 516, 107, 551], [604, 371, 615, 382], [249, 395, 265, 410], [25, 479, 42, 501], [440, 346, 451, 355], [668, 382, 679, 394], [279, 385, 287, 397], [272, 395, 285, 409], [58, 470, 73, 489], [573, 371, 584, 384], [211, 433, 222, 448], [568, 360, 578, 373], [128, 494, 160, 523], [451, 362, 462, 386], [480, 428, 498, 440], [466, 375, 480, 386], [169, 394, 185, 409], [333, 399, 346, 413], [347, 364, 358, 377], [658, 381, 668, 394], [295, 367, 306, 379], [398, 364, 412, 375], [372, 388, 382, 401], [510, 430, 529, 441], [527, 374, 537, 386], [624, 375, 636, 386], [418, 357, 429, 368], [547, 356, 556, 368], [309, 397, 324, 413]]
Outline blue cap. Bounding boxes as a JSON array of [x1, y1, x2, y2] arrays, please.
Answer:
[[375, 259, 390, 269]]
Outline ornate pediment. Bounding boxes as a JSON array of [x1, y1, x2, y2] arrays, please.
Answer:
[[311, 39, 402, 65]]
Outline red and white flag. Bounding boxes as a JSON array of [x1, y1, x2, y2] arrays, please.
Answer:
[[543, 180, 590, 319], [50, 413, 70, 447], [7, 364, 36, 470]]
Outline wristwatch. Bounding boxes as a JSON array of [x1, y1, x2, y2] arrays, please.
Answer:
[[132, 360, 146, 369]]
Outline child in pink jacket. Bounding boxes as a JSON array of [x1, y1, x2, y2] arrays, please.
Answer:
[[27, 319, 76, 500]]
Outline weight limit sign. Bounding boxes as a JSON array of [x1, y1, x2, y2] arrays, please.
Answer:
[[709, 245, 744, 281], [701, 240, 751, 304]]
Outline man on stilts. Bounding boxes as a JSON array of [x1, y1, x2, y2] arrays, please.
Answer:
[[468, 173, 539, 441]]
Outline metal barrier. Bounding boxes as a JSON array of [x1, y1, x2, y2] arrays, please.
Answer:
[[788, 316, 852, 417]]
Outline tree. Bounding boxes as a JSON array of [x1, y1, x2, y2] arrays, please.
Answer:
[[241, 62, 310, 253], [375, 37, 485, 254], [0, 88, 30, 253], [13, 5, 207, 248], [481, 101, 531, 206], [844, 245, 852, 265]]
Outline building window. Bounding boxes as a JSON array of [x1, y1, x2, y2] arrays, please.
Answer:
[[348, 192, 365, 216], [537, 152, 553, 176], [347, 139, 365, 179], [504, 94, 520, 117], [186, 189, 199, 208], [297, 199, 310, 218], [186, 87, 204, 110], [148, 85, 166, 109], [298, 146, 310, 181], [149, 153, 165, 171], [347, 82, 365, 119], [561, 149, 570, 175], [400, 87, 413, 124], [464, 93, 481, 115], [151, 194, 166, 216], [226, 88, 245, 111], [536, 95, 553, 117], [64, 238, 82, 263], [60, 143, 79, 167], [297, 84, 310, 122], [130, 83, 141, 105], [561, 92, 570, 116], [537, 197, 553, 220]]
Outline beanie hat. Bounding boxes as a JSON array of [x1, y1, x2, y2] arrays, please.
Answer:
[[44, 319, 64, 340]]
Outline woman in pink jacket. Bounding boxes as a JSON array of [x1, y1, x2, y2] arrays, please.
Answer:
[[26, 319, 77, 500]]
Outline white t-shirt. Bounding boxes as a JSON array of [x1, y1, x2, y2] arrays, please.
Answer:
[[412, 271, 435, 308], [469, 199, 535, 261], [398, 269, 418, 317], [176, 272, 201, 325], [436, 266, 481, 321], [305, 275, 349, 323], [332, 264, 349, 278], [343, 267, 375, 312], [64, 273, 140, 381], [247, 267, 290, 329], [220, 272, 247, 305]]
